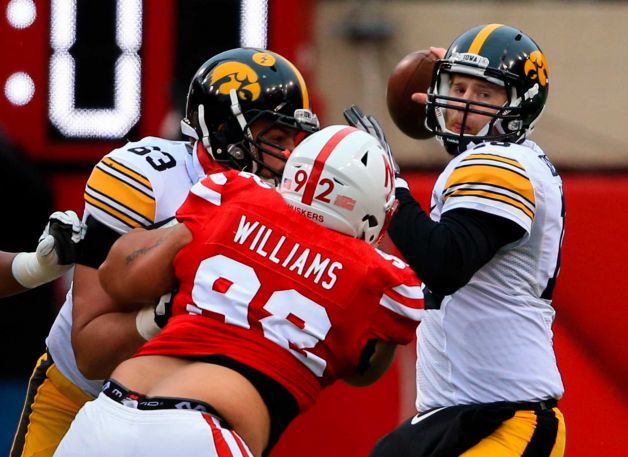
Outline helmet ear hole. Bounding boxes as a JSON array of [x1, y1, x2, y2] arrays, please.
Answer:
[[364, 214, 378, 228], [364, 214, 380, 243]]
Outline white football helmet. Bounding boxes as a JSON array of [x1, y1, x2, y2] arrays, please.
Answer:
[[280, 125, 397, 245]]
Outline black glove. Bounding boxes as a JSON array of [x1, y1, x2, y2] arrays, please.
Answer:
[[39, 210, 84, 265], [343, 104, 400, 177]]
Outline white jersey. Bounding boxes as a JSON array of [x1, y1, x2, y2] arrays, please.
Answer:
[[416, 140, 565, 412], [46, 136, 208, 396]]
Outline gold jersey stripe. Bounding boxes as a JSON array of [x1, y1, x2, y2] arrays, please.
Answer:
[[446, 164, 535, 205], [84, 192, 142, 229], [102, 157, 152, 189], [85, 183, 153, 221], [447, 189, 534, 220], [86, 167, 156, 222], [462, 153, 525, 171], [468, 23, 503, 54]]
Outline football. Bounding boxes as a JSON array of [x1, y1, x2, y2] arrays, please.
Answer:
[[386, 49, 437, 140]]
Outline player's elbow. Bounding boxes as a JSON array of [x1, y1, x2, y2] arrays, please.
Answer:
[[98, 258, 133, 304]]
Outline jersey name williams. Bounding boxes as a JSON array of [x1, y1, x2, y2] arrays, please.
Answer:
[[233, 214, 343, 290]]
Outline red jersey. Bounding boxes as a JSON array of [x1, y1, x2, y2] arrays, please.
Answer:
[[136, 170, 424, 411]]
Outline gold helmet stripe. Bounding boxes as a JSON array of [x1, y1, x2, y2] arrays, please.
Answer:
[[468, 23, 504, 54], [280, 55, 310, 109]]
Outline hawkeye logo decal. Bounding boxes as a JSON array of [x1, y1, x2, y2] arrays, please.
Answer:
[[524, 51, 549, 87], [210, 62, 261, 101]]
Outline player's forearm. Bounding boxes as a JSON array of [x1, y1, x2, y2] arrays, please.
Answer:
[[72, 310, 147, 379], [0, 251, 27, 297], [99, 224, 188, 303]]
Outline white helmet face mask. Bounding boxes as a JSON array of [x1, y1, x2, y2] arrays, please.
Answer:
[[279, 125, 396, 245]]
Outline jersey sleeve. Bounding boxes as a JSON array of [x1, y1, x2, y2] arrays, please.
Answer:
[[83, 153, 156, 234], [442, 150, 536, 233], [176, 171, 230, 225], [371, 254, 424, 345]]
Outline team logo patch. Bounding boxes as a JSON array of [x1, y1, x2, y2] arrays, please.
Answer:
[[253, 52, 276, 67], [210, 62, 261, 101], [524, 50, 549, 87]]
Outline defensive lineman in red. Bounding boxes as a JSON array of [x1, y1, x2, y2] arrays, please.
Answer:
[[53, 126, 424, 457]]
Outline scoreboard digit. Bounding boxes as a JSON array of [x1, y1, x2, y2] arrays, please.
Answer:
[[1, 0, 269, 160]]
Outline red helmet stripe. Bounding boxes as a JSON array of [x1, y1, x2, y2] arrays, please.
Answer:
[[301, 127, 356, 205]]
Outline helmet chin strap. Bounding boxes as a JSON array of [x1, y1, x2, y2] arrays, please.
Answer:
[[197, 104, 213, 151], [228, 89, 259, 174], [229, 89, 253, 141], [180, 118, 199, 140]]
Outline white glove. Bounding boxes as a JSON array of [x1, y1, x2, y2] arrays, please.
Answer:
[[135, 304, 163, 341], [11, 210, 84, 288], [136, 292, 173, 340]]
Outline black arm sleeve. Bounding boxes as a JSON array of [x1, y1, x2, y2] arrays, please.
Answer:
[[76, 216, 122, 269], [388, 187, 525, 296]]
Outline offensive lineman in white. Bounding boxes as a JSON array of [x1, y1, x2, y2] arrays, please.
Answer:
[[10, 48, 319, 457], [360, 24, 566, 457]]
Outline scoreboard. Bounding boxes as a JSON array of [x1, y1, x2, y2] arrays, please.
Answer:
[[0, 0, 314, 163]]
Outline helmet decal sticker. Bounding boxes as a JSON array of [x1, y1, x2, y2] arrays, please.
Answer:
[[450, 52, 490, 68], [383, 151, 394, 190], [333, 195, 356, 211], [524, 51, 549, 87], [252, 52, 276, 67], [210, 62, 261, 101]]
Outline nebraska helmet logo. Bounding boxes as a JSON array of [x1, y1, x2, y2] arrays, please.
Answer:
[[524, 51, 549, 87], [210, 62, 261, 101]]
